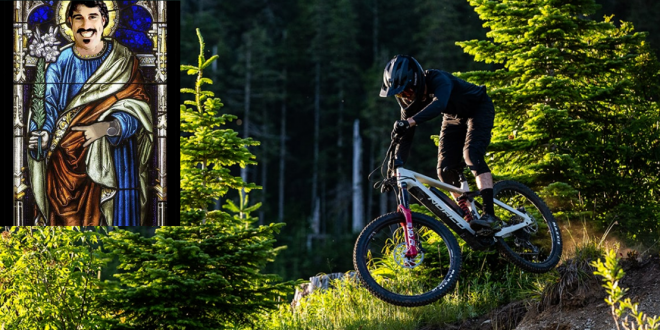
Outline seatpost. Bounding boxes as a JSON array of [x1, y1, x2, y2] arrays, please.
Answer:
[[458, 172, 470, 191]]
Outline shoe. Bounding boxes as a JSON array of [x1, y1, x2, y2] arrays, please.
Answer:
[[470, 213, 502, 237]]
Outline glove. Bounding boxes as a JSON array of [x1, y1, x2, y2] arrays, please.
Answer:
[[391, 120, 410, 138]]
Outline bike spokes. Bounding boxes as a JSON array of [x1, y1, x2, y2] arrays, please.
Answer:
[[496, 194, 548, 261], [361, 218, 451, 298], [493, 181, 562, 273]]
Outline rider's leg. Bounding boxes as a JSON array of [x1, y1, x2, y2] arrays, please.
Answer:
[[436, 114, 467, 200], [475, 171, 493, 189], [462, 97, 501, 236], [463, 95, 495, 216], [474, 171, 494, 216]]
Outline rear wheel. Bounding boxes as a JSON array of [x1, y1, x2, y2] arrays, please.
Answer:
[[353, 211, 461, 307], [493, 180, 562, 273]]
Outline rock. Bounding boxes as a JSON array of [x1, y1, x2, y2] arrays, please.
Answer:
[[290, 271, 358, 309]]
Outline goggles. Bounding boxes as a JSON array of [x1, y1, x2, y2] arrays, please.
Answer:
[[396, 87, 415, 100]]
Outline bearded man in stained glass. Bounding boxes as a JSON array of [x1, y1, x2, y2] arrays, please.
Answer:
[[27, 1, 153, 226]]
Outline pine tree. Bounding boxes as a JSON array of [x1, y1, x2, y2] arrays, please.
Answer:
[[457, 0, 660, 240], [84, 29, 295, 329], [180, 29, 260, 225], [99, 221, 294, 329], [327, 0, 360, 234], [413, 0, 487, 73]]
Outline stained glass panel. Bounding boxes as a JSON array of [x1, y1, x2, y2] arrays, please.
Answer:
[[13, 1, 170, 226], [28, 5, 54, 25], [115, 28, 153, 53]]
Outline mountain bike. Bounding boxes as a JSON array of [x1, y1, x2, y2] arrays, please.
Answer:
[[352, 135, 562, 307]]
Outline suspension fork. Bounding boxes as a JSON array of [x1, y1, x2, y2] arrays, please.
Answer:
[[396, 180, 418, 258]]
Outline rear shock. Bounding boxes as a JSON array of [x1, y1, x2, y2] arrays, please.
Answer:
[[457, 197, 473, 222], [457, 172, 474, 222]]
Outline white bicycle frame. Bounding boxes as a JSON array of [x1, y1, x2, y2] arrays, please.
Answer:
[[396, 167, 534, 238]]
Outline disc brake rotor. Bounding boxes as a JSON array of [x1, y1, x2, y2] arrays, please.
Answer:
[[393, 242, 424, 269], [510, 207, 540, 257]]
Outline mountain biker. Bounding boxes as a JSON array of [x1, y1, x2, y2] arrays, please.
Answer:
[[380, 54, 501, 236]]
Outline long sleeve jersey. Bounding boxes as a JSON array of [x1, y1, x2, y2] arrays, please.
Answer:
[[395, 69, 487, 164]]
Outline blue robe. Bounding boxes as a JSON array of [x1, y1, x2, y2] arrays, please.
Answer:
[[29, 41, 142, 226]]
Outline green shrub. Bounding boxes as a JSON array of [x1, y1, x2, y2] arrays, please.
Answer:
[[592, 248, 660, 330]]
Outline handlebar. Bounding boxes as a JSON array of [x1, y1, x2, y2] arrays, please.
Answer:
[[367, 135, 404, 193], [370, 132, 469, 193]]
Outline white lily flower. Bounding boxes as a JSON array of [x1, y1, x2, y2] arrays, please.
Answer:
[[29, 27, 61, 63]]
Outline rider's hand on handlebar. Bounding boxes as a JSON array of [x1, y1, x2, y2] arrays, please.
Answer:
[[391, 120, 410, 139]]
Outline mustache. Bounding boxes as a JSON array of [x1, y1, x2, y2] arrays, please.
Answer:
[[77, 28, 96, 34]]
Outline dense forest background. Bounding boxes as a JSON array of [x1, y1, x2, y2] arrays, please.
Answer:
[[180, 0, 660, 282]]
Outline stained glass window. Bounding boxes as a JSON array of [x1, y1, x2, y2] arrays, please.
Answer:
[[13, 1, 170, 226]]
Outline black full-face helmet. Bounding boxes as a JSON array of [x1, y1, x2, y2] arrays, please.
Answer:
[[380, 55, 425, 110]]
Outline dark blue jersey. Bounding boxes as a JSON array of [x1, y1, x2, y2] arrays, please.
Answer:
[[398, 69, 487, 122], [395, 70, 488, 164]]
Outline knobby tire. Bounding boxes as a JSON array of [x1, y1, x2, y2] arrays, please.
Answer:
[[353, 211, 461, 307], [493, 180, 562, 273]]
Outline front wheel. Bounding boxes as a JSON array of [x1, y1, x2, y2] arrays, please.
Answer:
[[353, 211, 461, 307], [493, 180, 562, 273]]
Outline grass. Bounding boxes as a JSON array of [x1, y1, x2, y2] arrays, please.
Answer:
[[260, 263, 539, 330], [257, 217, 647, 330]]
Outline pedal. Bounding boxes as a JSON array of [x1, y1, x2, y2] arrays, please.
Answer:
[[477, 235, 496, 247], [475, 226, 502, 237], [476, 228, 494, 237]]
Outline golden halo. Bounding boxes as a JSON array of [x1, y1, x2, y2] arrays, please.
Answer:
[[57, 1, 118, 42]]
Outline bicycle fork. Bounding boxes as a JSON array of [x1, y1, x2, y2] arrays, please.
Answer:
[[396, 180, 419, 258]]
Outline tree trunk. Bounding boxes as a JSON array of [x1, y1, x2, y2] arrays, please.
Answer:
[[311, 62, 321, 234], [240, 31, 252, 217], [211, 45, 218, 72], [336, 88, 345, 233], [278, 68, 287, 223], [373, 0, 378, 62], [338, 89, 344, 149], [322, 180, 327, 235], [366, 136, 375, 223], [352, 119, 364, 233], [308, 198, 321, 250], [379, 192, 388, 216], [259, 107, 267, 225], [379, 144, 388, 215]]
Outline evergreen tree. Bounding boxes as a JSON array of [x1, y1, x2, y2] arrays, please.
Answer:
[[457, 0, 660, 241], [414, 0, 488, 73], [85, 29, 299, 329], [180, 29, 260, 225], [99, 222, 294, 329], [326, 0, 361, 234]]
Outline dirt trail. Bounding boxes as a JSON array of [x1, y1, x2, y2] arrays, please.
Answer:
[[439, 254, 660, 330]]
